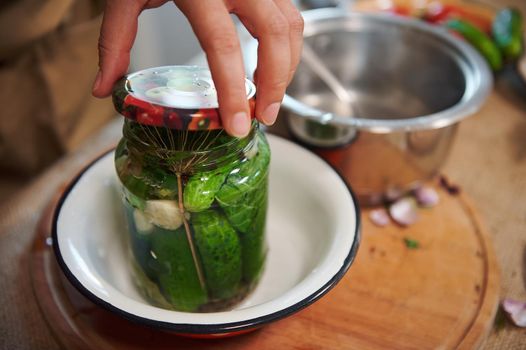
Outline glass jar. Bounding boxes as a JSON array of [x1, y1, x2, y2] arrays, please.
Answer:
[[112, 66, 270, 312]]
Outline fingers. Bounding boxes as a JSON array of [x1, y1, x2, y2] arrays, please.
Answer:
[[175, 0, 250, 137], [92, 0, 146, 97], [232, 0, 290, 126], [272, 0, 304, 83]]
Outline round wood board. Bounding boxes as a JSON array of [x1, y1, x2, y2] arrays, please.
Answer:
[[31, 181, 500, 350]]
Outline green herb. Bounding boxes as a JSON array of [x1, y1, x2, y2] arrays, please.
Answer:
[[123, 184, 147, 210], [404, 237, 420, 249]]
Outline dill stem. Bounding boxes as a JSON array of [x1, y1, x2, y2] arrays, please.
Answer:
[[176, 172, 206, 290]]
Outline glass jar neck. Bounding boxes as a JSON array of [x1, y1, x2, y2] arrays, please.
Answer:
[[122, 120, 258, 174]]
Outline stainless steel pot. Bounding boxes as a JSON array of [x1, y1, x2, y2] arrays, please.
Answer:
[[245, 10, 492, 204]]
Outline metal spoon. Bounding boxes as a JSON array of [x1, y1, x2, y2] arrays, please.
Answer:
[[301, 42, 355, 105]]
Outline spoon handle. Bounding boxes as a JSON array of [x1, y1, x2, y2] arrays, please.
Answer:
[[301, 43, 355, 104], [282, 95, 361, 127]]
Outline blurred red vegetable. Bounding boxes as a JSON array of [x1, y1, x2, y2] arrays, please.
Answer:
[[423, 2, 492, 33], [390, 5, 411, 17]]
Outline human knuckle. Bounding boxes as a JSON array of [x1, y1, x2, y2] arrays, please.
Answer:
[[204, 32, 240, 55], [264, 16, 289, 36], [288, 12, 304, 34], [266, 78, 288, 92], [98, 35, 122, 55]]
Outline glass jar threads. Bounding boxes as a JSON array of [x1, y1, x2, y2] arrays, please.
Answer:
[[112, 66, 270, 312]]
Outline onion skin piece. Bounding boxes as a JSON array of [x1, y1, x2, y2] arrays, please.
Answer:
[[502, 299, 526, 327], [414, 186, 439, 208]]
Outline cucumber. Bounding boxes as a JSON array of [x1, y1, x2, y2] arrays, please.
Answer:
[[218, 190, 260, 233], [216, 133, 270, 232], [446, 18, 503, 71], [191, 211, 242, 300], [493, 8, 523, 61], [124, 205, 157, 281], [150, 227, 207, 311], [239, 189, 268, 283], [183, 166, 230, 212]]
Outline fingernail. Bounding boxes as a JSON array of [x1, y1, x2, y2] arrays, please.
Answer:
[[92, 70, 102, 93], [261, 102, 280, 125], [230, 112, 250, 138]]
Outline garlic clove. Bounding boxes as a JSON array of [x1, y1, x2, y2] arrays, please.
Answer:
[[133, 209, 154, 234], [143, 200, 187, 230]]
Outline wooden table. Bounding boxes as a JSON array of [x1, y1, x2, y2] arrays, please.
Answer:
[[1, 1, 526, 348]]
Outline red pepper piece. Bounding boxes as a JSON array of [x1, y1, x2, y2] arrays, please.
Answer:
[[390, 5, 411, 17]]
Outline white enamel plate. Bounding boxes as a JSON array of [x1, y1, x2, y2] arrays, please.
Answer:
[[52, 134, 360, 334]]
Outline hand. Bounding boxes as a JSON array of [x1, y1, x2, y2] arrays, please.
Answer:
[[92, 0, 304, 137]]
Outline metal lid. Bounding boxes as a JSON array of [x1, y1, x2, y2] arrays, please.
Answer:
[[112, 66, 256, 130]]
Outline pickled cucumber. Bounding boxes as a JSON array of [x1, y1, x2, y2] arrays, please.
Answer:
[[183, 167, 229, 212], [150, 227, 208, 311], [216, 135, 270, 232], [239, 192, 268, 283], [192, 211, 242, 300], [124, 204, 157, 281]]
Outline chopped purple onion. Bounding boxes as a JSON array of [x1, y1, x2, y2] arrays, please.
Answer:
[[369, 208, 390, 227], [414, 186, 439, 207], [384, 187, 404, 203], [368, 192, 384, 206], [502, 299, 526, 327], [389, 197, 419, 226]]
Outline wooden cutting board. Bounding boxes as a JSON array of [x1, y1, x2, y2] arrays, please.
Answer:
[[31, 181, 499, 350]]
